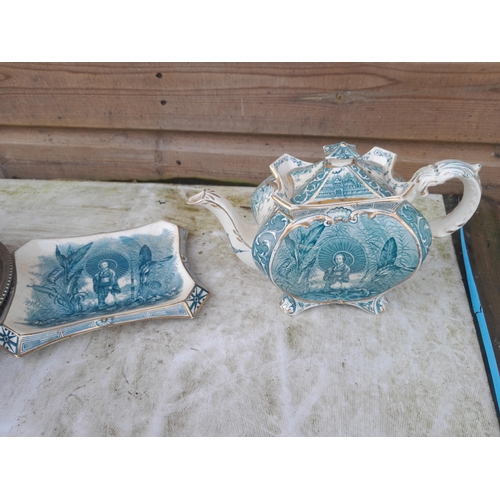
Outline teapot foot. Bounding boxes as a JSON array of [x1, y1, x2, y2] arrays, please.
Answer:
[[279, 293, 388, 315], [350, 294, 388, 315], [279, 294, 320, 316]]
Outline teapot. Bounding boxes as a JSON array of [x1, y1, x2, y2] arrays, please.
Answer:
[[187, 142, 482, 315]]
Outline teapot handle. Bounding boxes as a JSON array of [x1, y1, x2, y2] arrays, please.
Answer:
[[408, 160, 482, 238]]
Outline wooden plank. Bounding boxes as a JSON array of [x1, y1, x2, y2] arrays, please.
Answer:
[[1, 127, 499, 200], [1, 63, 500, 143]]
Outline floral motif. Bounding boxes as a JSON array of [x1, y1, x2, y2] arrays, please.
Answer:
[[291, 164, 329, 204], [251, 181, 276, 225], [355, 295, 388, 314], [252, 213, 289, 277], [326, 207, 355, 223], [397, 202, 432, 259], [95, 317, 115, 327], [289, 161, 324, 191], [186, 286, 209, 315], [0, 326, 18, 355], [273, 154, 305, 169]]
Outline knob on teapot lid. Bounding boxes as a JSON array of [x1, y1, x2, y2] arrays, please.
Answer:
[[323, 142, 360, 159]]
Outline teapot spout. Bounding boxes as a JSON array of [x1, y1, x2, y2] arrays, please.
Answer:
[[187, 189, 259, 270]]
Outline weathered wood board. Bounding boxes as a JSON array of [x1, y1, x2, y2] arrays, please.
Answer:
[[1, 63, 499, 141], [0, 63, 499, 199]]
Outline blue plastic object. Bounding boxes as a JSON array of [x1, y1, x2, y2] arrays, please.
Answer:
[[460, 227, 500, 412]]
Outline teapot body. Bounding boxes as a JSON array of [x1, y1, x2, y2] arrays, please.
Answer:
[[247, 141, 481, 314], [252, 200, 432, 315], [188, 141, 481, 315]]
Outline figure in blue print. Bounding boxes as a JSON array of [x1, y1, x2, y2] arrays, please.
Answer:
[[324, 253, 351, 289], [25, 229, 184, 327], [93, 260, 121, 307]]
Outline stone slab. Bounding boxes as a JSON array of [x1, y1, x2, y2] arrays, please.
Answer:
[[0, 179, 497, 436]]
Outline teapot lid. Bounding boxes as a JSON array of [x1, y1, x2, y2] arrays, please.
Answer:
[[290, 142, 395, 206]]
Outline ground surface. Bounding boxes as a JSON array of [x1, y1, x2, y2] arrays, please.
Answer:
[[0, 180, 498, 436]]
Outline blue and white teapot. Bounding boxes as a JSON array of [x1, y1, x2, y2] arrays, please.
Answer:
[[188, 142, 482, 315]]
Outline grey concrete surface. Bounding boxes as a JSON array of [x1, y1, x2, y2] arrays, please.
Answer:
[[0, 179, 498, 436]]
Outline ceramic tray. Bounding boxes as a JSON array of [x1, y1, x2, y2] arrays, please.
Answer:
[[0, 221, 209, 357]]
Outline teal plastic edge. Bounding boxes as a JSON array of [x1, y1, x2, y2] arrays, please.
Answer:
[[460, 227, 500, 412]]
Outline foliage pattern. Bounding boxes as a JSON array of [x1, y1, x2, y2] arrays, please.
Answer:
[[271, 211, 421, 304], [24, 229, 183, 327]]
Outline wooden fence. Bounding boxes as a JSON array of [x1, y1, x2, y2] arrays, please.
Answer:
[[0, 63, 499, 200]]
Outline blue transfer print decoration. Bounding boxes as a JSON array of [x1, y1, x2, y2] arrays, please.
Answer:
[[288, 161, 324, 191], [355, 295, 388, 314], [189, 140, 482, 315], [291, 162, 394, 206], [18, 300, 193, 355], [252, 212, 289, 277], [323, 142, 360, 159], [251, 180, 276, 224], [270, 211, 421, 305], [24, 229, 183, 328], [186, 286, 209, 316], [291, 165, 330, 204], [272, 154, 306, 169], [397, 202, 433, 260], [0, 325, 18, 355], [349, 163, 394, 197]]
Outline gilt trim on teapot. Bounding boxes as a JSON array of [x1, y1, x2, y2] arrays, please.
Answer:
[[188, 141, 482, 315]]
